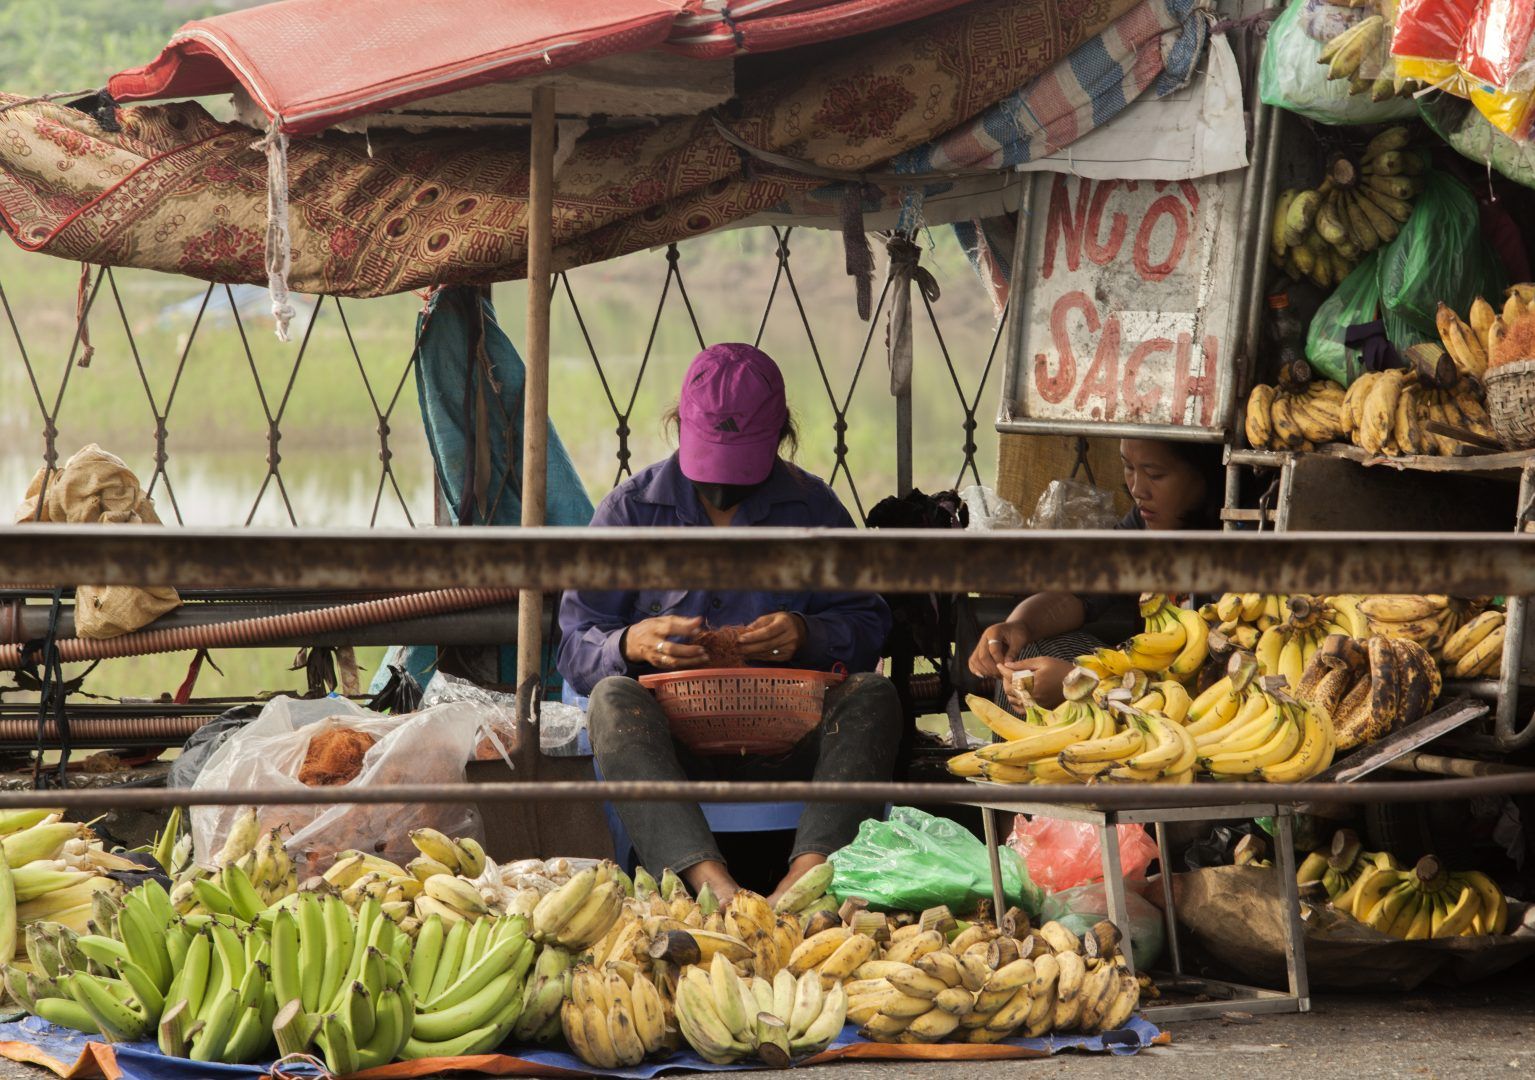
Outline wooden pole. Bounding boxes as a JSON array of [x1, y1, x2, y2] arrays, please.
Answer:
[[517, 87, 556, 723]]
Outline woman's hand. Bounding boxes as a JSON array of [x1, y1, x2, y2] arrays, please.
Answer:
[[1000, 657, 1072, 708], [737, 612, 807, 661], [623, 615, 708, 670], [968, 619, 1033, 678]]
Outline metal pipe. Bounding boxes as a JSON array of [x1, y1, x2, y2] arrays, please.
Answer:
[[994, 174, 1037, 429], [0, 776, 1524, 811], [8, 527, 1535, 596], [0, 600, 526, 647], [1381, 753, 1527, 778], [1494, 460, 1535, 750], [995, 418, 1225, 442], [518, 85, 556, 723], [1241, 102, 1284, 404], [0, 587, 518, 669]]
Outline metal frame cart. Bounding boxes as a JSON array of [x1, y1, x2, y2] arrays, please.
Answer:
[[966, 790, 1310, 1023]]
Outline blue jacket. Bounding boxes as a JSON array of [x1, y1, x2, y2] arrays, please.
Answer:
[[556, 454, 892, 695]]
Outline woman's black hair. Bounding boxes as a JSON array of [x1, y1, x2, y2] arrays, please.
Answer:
[[1153, 440, 1225, 531], [661, 403, 799, 457]]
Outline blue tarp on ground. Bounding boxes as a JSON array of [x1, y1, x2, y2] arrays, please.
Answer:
[[0, 1016, 1162, 1079]]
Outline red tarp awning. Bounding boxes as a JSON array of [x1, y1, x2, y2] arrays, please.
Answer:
[[106, 0, 972, 135]]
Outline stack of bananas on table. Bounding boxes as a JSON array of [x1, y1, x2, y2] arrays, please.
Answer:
[[171, 819, 297, 921], [1440, 609, 1506, 679], [847, 917, 1138, 1043], [1340, 348, 1496, 456], [1355, 594, 1487, 660], [1245, 358, 1494, 456], [1292, 633, 1440, 752], [1245, 372, 1347, 452], [1271, 129, 1423, 287], [1204, 592, 1370, 668], [1299, 831, 1511, 938], [949, 654, 1336, 784], [1077, 594, 1208, 681], [1438, 283, 1535, 378]]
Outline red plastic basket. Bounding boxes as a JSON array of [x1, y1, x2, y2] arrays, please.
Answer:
[[637, 667, 845, 755]]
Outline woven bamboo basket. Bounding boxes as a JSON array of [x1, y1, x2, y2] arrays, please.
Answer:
[[1485, 358, 1535, 451]]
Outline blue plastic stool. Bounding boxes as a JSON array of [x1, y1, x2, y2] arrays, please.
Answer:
[[565, 685, 806, 873]]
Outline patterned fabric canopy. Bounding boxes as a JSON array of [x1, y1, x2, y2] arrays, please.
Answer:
[[0, 0, 1140, 298]]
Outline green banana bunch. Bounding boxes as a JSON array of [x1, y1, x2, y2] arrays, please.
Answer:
[[398, 913, 535, 1059]]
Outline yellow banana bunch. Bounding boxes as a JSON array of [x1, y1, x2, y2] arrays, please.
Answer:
[[1441, 609, 1505, 679], [1308, 846, 1510, 940], [1242, 380, 1348, 451]]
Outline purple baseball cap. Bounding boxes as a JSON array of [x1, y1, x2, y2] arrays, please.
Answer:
[[677, 343, 788, 485]]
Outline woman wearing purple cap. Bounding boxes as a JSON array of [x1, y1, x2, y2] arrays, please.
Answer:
[[557, 343, 899, 905]]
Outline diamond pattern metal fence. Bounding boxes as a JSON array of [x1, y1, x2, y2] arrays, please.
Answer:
[[0, 227, 1006, 528]]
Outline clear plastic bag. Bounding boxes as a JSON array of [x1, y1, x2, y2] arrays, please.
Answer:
[[1026, 479, 1121, 530], [830, 807, 1044, 915], [1007, 817, 1160, 893], [191, 695, 486, 876], [960, 485, 1025, 531], [1260, 0, 1418, 125], [1038, 883, 1166, 969]]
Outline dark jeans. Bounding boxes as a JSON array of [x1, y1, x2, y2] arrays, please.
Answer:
[[588, 672, 902, 876]]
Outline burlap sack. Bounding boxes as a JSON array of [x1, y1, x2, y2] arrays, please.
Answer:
[[14, 445, 180, 638]]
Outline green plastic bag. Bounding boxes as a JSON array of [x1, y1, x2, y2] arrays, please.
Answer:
[[1378, 172, 1505, 342], [1259, 1, 1417, 126], [1305, 250, 1384, 386], [830, 807, 1043, 915]]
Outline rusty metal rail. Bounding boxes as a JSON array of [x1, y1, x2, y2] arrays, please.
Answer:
[[13, 777, 1535, 811], [4, 526, 1535, 595]]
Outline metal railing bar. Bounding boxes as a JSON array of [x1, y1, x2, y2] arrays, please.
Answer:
[[4, 527, 1535, 596], [0, 777, 1529, 812]]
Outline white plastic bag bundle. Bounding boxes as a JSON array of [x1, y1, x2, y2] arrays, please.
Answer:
[[191, 695, 485, 876]]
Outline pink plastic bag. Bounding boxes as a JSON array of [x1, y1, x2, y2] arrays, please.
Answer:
[[1461, 0, 1535, 87], [1006, 816, 1159, 893]]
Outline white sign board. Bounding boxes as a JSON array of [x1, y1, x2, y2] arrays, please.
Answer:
[[999, 167, 1249, 438]]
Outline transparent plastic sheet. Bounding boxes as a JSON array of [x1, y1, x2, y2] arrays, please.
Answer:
[[830, 807, 1045, 915], [1026, 479, 1121, 531], [1039, 883, 1166, 969], [960, 485, 1025, 531], [1260, 0, 1418, 124], [1006, 817, 1159, 892], [190, 695, 485, 876], [419, 670, 519, 767], [1299, 0, 1372, 43]]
